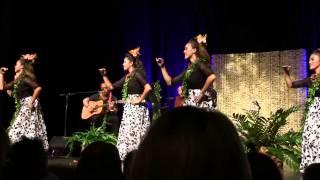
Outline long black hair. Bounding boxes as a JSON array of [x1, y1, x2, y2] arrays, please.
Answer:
[[125, 53, 147, 79], [18, 57, 37, 81], [187, 38, 211, 64], [312, 48, 320, 56]]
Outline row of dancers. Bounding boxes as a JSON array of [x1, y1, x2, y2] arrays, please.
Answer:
[[1, 34, 320, 173]]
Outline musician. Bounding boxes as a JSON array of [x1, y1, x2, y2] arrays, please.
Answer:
[[82, 82, 119, 136], [174, 86, 184, 108]]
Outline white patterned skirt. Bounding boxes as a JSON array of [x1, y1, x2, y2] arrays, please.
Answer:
[[117, 94, 150, 160], [183, 89, 216, 112], [8, 96, 49, 150], [300, 97, 320, 172]]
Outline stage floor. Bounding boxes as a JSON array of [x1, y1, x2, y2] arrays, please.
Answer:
[[48, 156, 78, 180], [48, 156, 300, 180]]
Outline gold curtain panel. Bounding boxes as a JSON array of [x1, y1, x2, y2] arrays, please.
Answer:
[[212, 49, 307, 131]]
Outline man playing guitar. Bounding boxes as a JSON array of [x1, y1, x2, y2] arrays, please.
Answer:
[[82, 82, 119, 136]]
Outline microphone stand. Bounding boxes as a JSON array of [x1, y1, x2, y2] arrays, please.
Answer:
[[59, 90, 99, 136]]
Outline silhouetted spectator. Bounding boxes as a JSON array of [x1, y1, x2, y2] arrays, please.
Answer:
[[247, 152, 282, 180], [123, 150, 137, 180], [76, 141, 123, 180], [4, 137, 56, 180], [0, 123, 10, 179], [130, 106, 251, 180], [303, 163, 320, 180]]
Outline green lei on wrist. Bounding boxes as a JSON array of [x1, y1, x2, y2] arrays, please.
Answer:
[[302, 76, 320, 127], [182, 59, 206, 97], [122, 75, 132, 100], [8, 72, 25, 129]]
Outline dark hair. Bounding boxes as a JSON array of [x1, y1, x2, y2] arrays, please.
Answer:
[[125, 53, 147, 79], [5, 137, 48, 180], [187, 38, 211, 63], [303, 163, 320, 180], [0, 123, 10, 176], [123, 150, 137, 180], [18, 57, 37, 81], [76, 141, 123, 180], [130, 106, 251, 180], [311, 48, 320, 56], [247, 152, 283, 180]]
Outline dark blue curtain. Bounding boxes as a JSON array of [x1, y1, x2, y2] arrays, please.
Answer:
[[0, 0, 319, 138]]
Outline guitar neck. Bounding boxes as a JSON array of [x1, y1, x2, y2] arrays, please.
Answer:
[[116, 99, 146, 104]]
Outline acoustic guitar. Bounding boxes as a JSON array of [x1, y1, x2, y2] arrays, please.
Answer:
[[81, 100, 124, 120], [81, 98, 147, 120]]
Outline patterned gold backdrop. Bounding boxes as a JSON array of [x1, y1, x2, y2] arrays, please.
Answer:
[[212, 49, 307, 131]]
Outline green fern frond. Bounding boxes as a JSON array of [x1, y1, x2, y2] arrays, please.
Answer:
[[232, 102, 301, 172], [268, 147, 300, 171], [65, 125, 118, 156]]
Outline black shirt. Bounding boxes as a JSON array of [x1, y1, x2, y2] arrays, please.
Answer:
[[89, 93, 118, 118], [292, 77, 320, 97], [112, 71, 147, 94], [4, 76, 39, 99], [89, 93, 117, 102], [172, 61, 214, 89], [88, 92, 118, 112]]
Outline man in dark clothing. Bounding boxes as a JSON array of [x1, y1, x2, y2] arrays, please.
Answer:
[[82, 83, 120, 136]]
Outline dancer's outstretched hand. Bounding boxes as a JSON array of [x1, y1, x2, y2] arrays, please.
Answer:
[[98, 68, 107, 76], [155, 58, 165, 68], [0, 67, 8, 74], [281, 65, 291, 74]]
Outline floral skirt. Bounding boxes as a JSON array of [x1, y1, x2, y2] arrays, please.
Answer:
[[117, 94, 150, 160], [8, 96, 49, 150], [300, 97, 320, 172], [183, 89, 216, 112]]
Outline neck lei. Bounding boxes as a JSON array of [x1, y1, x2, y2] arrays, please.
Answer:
[[182, 59, 206, 97], [8, 72, 25, 129], [302, 75, 320, 127], [122, 73, 133, 100]]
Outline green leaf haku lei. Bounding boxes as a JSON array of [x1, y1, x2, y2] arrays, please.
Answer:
[[182, 59, 207, 97], [302, 76, 320, 127], [8, 72, 25, 129], [122, 75, 132, 100]]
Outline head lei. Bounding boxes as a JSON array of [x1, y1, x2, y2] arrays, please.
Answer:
[[128, 47, 141, 57], [21, 53, 38, 64], [195, 33, 207, 44]]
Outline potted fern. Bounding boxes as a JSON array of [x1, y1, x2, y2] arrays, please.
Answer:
[[149, 81, 162, 121], [232, 101, 302, 171], [66, 125, 117, 156]]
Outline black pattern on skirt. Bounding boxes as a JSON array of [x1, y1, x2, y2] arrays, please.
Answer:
[[8, 96, 49, 150], [117, 94, 150, 160], [183, 89, 215, 112], [300, 97, 320, 172]]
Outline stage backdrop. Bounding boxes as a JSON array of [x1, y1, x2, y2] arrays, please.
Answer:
[[212, 49, 307, 131]]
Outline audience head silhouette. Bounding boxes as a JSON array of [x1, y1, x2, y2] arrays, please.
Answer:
[[4, 137, 48, 180], [247, 151, 282, 180], [76, 141, 123, 180], [124, 150, 137, 180], [130, 106, 251, 180], [303, 163, 320, 180], [0, 124, 10, 179]]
